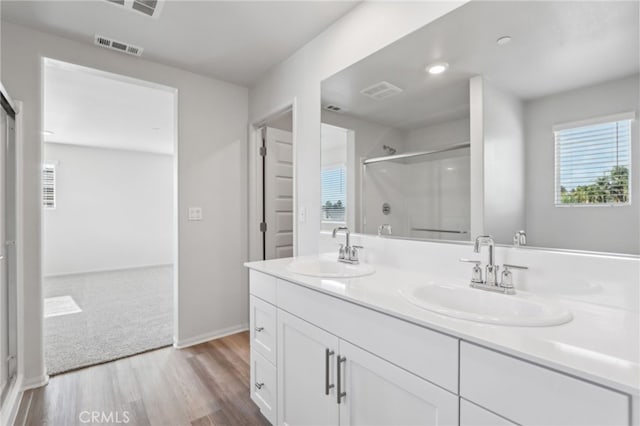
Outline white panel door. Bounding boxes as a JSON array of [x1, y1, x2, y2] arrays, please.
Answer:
[[265, 127, 293, 260], [277, 310, 339, 426], [338, 340, 458, 426]]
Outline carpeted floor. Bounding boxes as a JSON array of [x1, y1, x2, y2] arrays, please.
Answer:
[[44, 265, 173, 375]]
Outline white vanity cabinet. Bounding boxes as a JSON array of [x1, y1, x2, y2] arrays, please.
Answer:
[[276, 309, 458, 426], [247, 270, 633, 426]]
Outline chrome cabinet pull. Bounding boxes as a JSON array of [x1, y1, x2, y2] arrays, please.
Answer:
[[255, 326, 264, 332], [255, 382, 264, 390], [336, 356, 346, 404], [325, 349, 335, 395]]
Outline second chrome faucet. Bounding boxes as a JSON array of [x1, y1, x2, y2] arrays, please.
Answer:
[[332, 226, 363, 264]]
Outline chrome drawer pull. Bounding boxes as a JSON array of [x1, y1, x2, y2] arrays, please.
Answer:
[[337, 356, 346, 404], [255, 327, 264, 332], [325, 348, 335, 395]]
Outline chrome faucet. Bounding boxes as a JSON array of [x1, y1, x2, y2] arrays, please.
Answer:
[[332, 226, 363, 264], [474, 235, 498, 286], [378, 224, 392, 236], [460, 235, 528, 295]]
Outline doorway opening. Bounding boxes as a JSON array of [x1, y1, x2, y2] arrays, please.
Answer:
[[42, 58, 178, 374], [253, 108, 294, 261]]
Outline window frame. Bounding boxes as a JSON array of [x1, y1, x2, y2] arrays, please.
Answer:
[[553, 111, 634, 208]]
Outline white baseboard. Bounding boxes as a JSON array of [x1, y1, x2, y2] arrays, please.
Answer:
[[43, 263, 173, 278], [22, 373, 49, 391], [0, 374, 24, 426], [173, 323, 248, 349]]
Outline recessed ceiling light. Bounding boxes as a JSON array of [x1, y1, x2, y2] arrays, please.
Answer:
[[426, 62, 449, 75], [42, 130, 54, 136], [496, 36, 512, 46], [446, 167, 454, 171]]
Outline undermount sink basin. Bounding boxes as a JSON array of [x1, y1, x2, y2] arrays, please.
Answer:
[[286, 256, 375, 278], [400, 284, 572, 326]]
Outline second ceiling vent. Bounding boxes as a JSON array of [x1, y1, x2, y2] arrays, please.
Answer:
[[95, 35, 144, 57], [104, 0, 164, 19]]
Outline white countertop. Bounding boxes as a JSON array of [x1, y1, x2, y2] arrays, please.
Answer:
[[245, 255, 640, 396]]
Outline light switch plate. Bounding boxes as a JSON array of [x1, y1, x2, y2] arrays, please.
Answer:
[[188, 207, 202, 221]]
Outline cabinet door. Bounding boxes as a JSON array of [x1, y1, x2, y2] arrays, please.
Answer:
[[250, 295, 277, 364], [338, 340, 458, 426], [277, 310, 339, 426]]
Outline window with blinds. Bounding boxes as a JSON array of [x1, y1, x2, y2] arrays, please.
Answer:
[[43, 164, 56, 209], [321, 166, 346, 222], [554, 115, 632, 206]]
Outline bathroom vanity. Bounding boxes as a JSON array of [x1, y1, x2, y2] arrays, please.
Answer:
[[245, 252, 638, 426]]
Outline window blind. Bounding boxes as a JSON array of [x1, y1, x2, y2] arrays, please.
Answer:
[[321, 166, 346, 222], [555, 118, 631, 206], [43, 164, 56, 209]]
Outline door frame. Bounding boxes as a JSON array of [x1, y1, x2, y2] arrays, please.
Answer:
[[248, 99, 297, 261], [38, 57, 180, 371]]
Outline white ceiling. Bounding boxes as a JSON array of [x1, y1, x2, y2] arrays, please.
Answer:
[[1, 0, 359, 87], [44, 58, 176, 154], [322, 1, 639, 130]]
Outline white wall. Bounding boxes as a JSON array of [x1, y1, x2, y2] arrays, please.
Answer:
[[1, 22, 249, 382], [43, 143, 173, 276], [405, 117, 470, 151], [524, 75, 640, 254], [470, 77, 526, 244], [249, 1, 467, 256]]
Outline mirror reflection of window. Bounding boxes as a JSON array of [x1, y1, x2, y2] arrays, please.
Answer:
[[554, 116, 632, 206], [320, 124, 350, 230]]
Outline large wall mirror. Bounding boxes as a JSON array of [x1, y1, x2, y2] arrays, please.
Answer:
[[320, 1, 639, 255]]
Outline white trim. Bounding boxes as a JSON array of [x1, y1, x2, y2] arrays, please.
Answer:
[[173, 324, 248, 349], [21, 374, 49, 391], [552, 111, 636, 132], [0, 375, 23, 426], [42, 263, 173, 278]]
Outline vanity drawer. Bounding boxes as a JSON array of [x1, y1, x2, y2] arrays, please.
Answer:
[[250, 350, 276, 425], [276, 279, 459, 392], [250, 270, 277, 304], [250, 295, 277, 364], [460, 342, 630, 426]]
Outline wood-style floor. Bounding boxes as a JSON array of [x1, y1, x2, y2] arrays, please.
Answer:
[[14, 331, 269, 426]]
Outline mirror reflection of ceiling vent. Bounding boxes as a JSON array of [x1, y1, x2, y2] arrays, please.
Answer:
[[94, 35, 144, 57], [360, 81, 403, 100], [323, 104, 343, 113], [103, 0, 164, 19]]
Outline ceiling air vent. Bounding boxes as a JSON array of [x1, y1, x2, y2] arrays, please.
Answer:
[[94, 35, 144, 57], [323, 104, 343, 113], [360, 81, 403, 100], [102, 0, 164, 19]]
